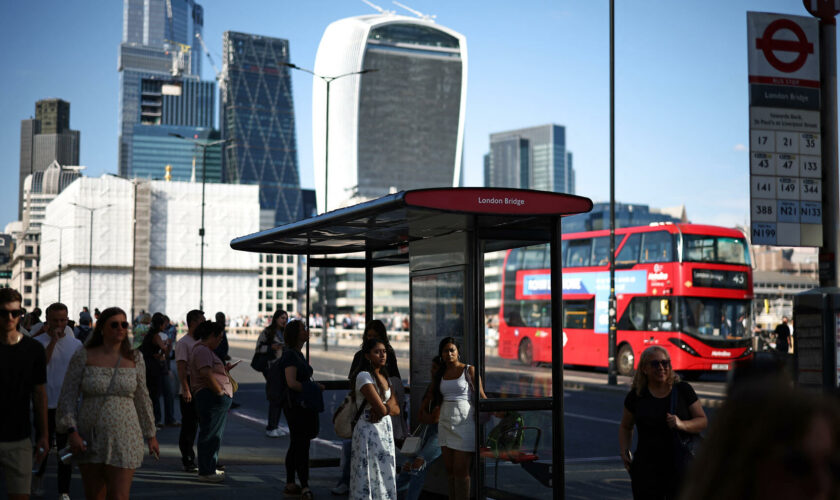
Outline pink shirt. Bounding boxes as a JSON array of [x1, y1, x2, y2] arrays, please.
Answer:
[[188, 343, 233, 398]]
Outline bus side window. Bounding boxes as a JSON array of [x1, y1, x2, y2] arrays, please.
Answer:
[[640, 231, 674, 263], [591, 236, 611, 266], [617, 297, 647, 331], [562, 299, 594, 329], [616, 233, 641, 267], [648, 299, 673, 331], [566, 239, 591, 267]]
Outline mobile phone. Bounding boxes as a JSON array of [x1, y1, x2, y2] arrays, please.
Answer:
[[230, 359, 242, 368]]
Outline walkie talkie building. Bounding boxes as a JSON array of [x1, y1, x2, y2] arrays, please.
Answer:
[[312, 13, 467, 212]]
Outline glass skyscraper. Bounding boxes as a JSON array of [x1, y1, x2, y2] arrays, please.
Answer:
[[118, 0, 211, 178], [220, 31, 301, 226], [485, 124, 575, 195]]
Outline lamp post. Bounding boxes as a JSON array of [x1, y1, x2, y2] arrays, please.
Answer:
[[169, 133, 228, 310], [40, 223, 82, 302], [70, 203, 113, 312], [282, 62, 377, 351], [607, 0, 618, 385]]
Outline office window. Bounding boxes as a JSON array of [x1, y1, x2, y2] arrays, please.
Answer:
[[266, 279, 273, 288], [266, 254, 274, 263]]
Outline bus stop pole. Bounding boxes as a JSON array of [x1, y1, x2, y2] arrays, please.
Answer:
[[470, 222, 485, 499], [550, 216, 565, 498], [365, 250, 373, 324], [607, 0, 618, 386], [818, 15, 839, 287], [306, 255, 311, 360]]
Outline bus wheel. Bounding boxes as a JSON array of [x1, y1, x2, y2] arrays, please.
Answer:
[[617, 344, 635, 376], [518, 338, 534, 366]]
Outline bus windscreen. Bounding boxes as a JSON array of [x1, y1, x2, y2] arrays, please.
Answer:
[[683, 235, 750, 265]]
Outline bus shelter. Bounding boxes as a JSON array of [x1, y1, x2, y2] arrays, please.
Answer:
[[231, 187, 592, 499]]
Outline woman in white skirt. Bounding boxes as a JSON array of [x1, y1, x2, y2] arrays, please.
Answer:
[[350, 337, 401, 499], [431, 336, 486, 500]]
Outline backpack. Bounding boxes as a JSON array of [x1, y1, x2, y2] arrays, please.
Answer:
[[333, 391, 367, 438]]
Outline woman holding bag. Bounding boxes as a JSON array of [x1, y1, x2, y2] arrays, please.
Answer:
[[278, 320, 323, 498], [618, 346, 707, 500], [254, 309, 287, 437], [57, 307, 159, 500]]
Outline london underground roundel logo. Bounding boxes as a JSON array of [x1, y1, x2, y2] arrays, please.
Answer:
[[755, 19, 814, 73]]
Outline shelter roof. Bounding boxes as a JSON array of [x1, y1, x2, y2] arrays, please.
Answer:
[[230, 188, 592, 256]]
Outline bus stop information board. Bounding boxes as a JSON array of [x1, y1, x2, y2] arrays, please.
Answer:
[[748, 12, 822, 246]]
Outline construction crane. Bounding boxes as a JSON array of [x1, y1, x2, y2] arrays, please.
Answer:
[[195, 32, 221, 80], [164, 0, 191, 75]]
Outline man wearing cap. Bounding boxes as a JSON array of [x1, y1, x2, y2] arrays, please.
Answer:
[[0, 288, 48, 499], [30, 303, 83, 499]]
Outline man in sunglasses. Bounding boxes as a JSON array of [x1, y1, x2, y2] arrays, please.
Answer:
[[30, 303, 83, 499], [0, 288, 49, 499]]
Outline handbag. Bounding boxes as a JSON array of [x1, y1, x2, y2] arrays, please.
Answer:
[[333, 391, 367, 439], [399, 423, 429, 456], [250, 344, 272, 372], [670, 385, 701, 473], [227, 369, 238, 394]]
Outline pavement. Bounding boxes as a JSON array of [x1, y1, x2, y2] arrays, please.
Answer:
[[19, 335, 725, 499]]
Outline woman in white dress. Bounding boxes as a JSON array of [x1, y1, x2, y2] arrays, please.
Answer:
[[431, 336, 486, 500], [350, 337, 401, 500]]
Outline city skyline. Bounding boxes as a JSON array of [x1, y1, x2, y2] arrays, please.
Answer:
[[1, 1, 834, 233]]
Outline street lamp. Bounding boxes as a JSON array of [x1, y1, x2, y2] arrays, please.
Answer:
[[281, 62, 378, 351], [69, 203, 113, 312], [40, 223, 83, 302], [169, 133, 229, 310]]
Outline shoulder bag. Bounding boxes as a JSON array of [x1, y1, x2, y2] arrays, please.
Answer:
[[399, 423, 429, 456], [670, 384, 702, 473], [250, 337, 273, 372], [333, 390, 367, 439]]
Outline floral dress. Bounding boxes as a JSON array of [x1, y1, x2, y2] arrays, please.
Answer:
[[350, 371, 397, 500], [57, 349, 156, 469]]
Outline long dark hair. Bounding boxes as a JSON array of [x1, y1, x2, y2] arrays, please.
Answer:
[[85, 307, 133, 360], [351, 337, 391, 401], [361, 319, 389, 347], [431, 337, 461, 409], [141, 312, 167, 354], [283, 319, 307, 350], [265, 309, 287, 344]]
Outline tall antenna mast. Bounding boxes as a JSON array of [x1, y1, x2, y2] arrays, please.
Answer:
[[392, 1, 436, 21], [361, 0, 394, 15]]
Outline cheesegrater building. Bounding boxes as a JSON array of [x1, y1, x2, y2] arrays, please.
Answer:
[[312, 12, 467, 212]]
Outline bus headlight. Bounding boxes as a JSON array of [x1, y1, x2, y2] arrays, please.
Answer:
[[669, 338, 699, 357], [535, 330, 549, 338]]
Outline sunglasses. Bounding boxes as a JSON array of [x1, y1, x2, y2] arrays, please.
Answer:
[[649, 359, 671, 369], [0, 309, 24, 319], [109, 321, 130, 329]]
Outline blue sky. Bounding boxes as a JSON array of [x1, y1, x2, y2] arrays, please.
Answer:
[[1, 0, 829, 230]]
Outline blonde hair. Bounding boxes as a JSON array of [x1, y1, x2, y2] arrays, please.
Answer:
[[631, 345, 680, 395]]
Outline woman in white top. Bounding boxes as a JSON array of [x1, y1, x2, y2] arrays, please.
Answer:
[[431, 336, 486, 500], [350, 337, 401, 500]]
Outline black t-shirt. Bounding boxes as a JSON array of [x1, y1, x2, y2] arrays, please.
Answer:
[[0, 335, 47, 442], [623, 381, 698, 464], [278, 349, 313, 406]]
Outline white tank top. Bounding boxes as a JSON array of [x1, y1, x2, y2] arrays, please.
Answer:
[[440, 367, 470, 402]]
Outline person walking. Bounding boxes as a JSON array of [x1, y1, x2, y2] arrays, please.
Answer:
[[618, 345, 707, 500], [176, 309, 205, 472], [139, 313, 169, 427], [278, 320, 323, 498], [349, 337, 401, 500], [189, 321, 235, 482], [161, 317, 179, 427], [256, 309, 287, 438], [57, 306, 159, 500], [0, 288, 49, 500], [31, 302, 83, 499], [431, 337, 486, 500], [774, 316, 791, 355], [333, 319, 402, 495], [75, 310, 93, 344]]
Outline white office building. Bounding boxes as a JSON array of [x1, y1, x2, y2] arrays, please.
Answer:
[[38, 175, 259, 323], [312, 11, 467, 212]]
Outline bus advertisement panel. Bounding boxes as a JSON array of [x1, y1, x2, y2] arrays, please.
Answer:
[[497, 224, 754, 375]]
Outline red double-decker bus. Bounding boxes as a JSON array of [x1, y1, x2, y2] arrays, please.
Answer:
[[497, 223, 754, 375]]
